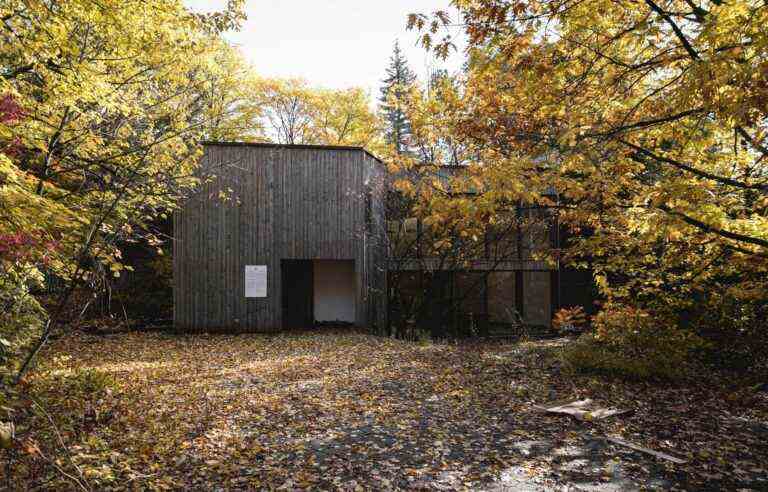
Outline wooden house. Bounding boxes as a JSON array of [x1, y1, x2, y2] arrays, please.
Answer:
[[173, 142, 387, 332], [174, 142, 595, 333]]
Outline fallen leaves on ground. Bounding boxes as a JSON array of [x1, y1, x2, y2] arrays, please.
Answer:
[[6, 330, 768, 490]]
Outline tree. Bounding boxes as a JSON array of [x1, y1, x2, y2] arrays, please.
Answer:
[[0, 0, 246, 384], [407, 1, 768, 345], [311, 87, 383, 151], [409, 70, 467, 167], [256, 78, 317, 145], [192, 42, 266, 142], [372, 71, 557, 339], [255, 78, 383, 149], [379, 41, 417, 154]]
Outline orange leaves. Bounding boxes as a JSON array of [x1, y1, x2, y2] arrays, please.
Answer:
[[552, 306, 588, 332], [9, 329, 768, 489], [407, 9, 457, 58]]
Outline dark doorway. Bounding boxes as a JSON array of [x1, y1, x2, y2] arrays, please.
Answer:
[[557, 225, 599, 315], [281, 260, 314, 329], [559, 267, 599, 315]]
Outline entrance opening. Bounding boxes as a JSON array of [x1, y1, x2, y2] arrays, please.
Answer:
[[313, 260, 356, 324], [281, 260, 314, 329], [281, 259, 356, 329]]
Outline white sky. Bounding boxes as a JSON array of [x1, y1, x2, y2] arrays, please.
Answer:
[[185, 1, 466, 97]]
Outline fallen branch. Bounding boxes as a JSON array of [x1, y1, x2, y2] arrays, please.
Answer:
[[606, 436, 688, 464], [533, 399, 631, 421]]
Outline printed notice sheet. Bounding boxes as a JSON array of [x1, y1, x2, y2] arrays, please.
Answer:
[[245, 265, 267, 298]]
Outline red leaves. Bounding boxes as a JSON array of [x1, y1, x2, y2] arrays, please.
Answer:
[[3, 136, 25, 158], [0, 95, 26, 159], [0, 94, 25, 124], [0, 232, 38, 261], [0, 232, 59, 263]]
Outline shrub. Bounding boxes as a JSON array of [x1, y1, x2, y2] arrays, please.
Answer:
[[66, 367, 116, 396], [112, 252, 173, 319], [0, 266, 47, 386], [677, 292, 768, 373], [552, 306, 588, 334], [561, 303, 706, 380]]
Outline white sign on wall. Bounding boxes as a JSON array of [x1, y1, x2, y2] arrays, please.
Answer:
[[245, 265, 267, 298]]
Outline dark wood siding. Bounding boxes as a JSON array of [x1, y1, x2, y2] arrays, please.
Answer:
[[174, 143, 386, 333]]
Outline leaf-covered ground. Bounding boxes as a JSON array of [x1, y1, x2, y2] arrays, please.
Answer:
[[10, 330, 768, 490]]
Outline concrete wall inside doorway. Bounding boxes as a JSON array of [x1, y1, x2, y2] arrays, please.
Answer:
[[313, 260, 356, 323]]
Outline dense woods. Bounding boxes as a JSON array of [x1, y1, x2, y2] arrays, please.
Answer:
[[406, 0, 768, 375], [1, 0, 767, 489]]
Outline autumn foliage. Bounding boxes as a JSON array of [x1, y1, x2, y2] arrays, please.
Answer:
[[407, 0, 768, 373], [0, 0, 255, 388], [0, 0, 767, 487]]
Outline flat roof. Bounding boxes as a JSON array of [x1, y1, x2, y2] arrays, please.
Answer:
[[201, 141, 384, 164]]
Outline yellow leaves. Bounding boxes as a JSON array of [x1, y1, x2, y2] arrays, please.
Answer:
[[433, 238, 453, 253], [666, 228, 684, 242], [595, 274, 609, 293], [446, 388, 469, 399], [393, 178, 415, 195], [0, 0, 246, 285], [250, 77, 383, 149], [0, 155, 79, 246], [404, 0, 768, 318]]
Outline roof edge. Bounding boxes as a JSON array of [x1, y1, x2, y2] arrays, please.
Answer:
[[201, 141, 384, 164]]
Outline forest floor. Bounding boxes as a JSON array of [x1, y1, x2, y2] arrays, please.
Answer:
[[8, 329, 768, 490]]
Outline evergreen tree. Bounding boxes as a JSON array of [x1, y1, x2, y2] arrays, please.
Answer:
[[379, 40, 417, 154]]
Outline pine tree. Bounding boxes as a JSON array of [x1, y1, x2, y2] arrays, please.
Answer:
[[379, 40, 417, 154]]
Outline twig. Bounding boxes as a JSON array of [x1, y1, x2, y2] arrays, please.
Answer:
[[30, 398, 91, 492]]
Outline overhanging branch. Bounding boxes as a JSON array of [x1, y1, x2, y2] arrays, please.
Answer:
[[658, 204, 768, 249], [621, 139, 768, 192], [645, 0, 701, 61]]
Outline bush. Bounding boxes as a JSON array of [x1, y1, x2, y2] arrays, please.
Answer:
[[553, 306, 588, 334], [111, 252, 173, 320], [65, 367, 116, 396], [0, 266, 47, 386], [678, 293, 768, 373], [561, 303, 706, 380]]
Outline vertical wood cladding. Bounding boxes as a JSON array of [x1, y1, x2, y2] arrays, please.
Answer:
[[174, 143, 386, 332]]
